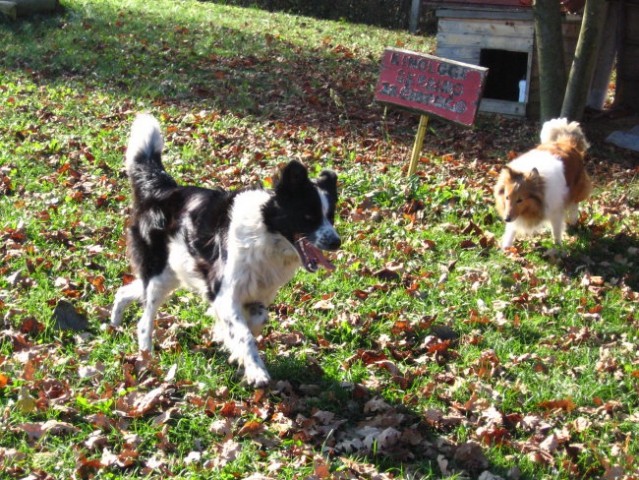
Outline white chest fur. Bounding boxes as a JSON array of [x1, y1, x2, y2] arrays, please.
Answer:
[[225, 190, 300, 304]]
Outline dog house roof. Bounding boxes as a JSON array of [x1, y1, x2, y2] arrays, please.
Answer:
[[426, 0, 532, 8]]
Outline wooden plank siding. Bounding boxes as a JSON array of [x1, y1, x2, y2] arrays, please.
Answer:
[[426, 0, 532, 8], [434, 7, 581, 117], [437, 17, 534, 37], [437, 32, 533, 51]]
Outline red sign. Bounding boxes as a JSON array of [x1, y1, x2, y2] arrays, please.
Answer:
[[374, 48, 488, 126]]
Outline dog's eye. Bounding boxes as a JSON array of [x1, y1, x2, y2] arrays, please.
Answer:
[[517, 198, 524, 204], [498, 188, 505, 195]]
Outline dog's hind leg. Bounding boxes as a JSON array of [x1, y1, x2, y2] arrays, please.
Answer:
[[549, 211, 566, 244], [565, 203, 579, 226], [213, 296, 270, 388], [137, 271, 178, 352], [111, 279, 144, 326]]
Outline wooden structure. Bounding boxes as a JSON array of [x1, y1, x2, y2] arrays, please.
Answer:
[[374, 48, 488, 126], [0, 0, 58, 19], [374, 48, 487, 175], [425, 0, 581, 117]]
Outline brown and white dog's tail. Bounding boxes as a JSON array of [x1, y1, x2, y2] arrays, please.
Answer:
[[540, 118, 590, 154], [539, 118, 592, 205]]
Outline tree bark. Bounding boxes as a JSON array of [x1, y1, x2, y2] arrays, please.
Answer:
[[561, 0, 608, 120], [614, 0, 639, 112], [409, 0, 421, 33], [533, 0, 566, 121], [587, 0, 620, 110]]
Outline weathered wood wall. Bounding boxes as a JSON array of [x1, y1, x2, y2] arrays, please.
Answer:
[[434, 7, 581, 117]]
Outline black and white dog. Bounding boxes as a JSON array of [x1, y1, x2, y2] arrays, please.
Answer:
[[110, 114, 340, 387]]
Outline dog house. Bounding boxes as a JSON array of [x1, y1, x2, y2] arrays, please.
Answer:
[[426, 0, 581, 117]]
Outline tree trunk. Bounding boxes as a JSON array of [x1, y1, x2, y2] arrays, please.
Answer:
[[533, 0, 566, 122], [586, 0, 621, 110], [409, 0, 421, 33], [561, 0, 608, 120], [614, 0, 639, 112]]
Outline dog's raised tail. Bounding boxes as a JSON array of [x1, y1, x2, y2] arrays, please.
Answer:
[[125, 113, 177, 202], [540, 117, 590, 154]]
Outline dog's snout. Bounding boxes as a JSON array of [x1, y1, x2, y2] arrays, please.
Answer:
[[314, 225, 341, 251], [326, 235, 341, 251], [504, 215, 512, 223]]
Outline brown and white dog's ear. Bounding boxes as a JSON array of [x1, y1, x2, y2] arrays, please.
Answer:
[[528, 167, 540, 180], [502, 165, 527, 182], [502, 165, 514, 178]]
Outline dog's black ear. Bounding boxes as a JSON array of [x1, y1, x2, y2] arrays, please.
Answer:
[[275, 160, 309, 197], [317, 170, 338, 199]]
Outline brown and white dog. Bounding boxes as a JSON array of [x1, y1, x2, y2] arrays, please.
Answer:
[[494, 118, 592, 249]]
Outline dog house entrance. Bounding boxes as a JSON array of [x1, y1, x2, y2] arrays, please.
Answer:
[[480, 49, 529, 102]]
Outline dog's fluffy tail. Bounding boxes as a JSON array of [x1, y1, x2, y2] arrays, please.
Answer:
[[125, 114, 177, 203], [540, 118, 590, 154]]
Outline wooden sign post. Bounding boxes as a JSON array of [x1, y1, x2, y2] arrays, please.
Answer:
[[374, 48, 488, 176]]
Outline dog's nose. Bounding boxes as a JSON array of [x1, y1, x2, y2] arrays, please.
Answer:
[[504, 215, 512, 222], [326, 236, 341, 251]]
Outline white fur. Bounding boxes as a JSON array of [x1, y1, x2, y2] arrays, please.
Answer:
[[167, 196, 209, 294], [501, 150, 569, 248], [540, 117, 589, 151], [226, 190, 301, 303], [207, 190, 303, 386], [315, 189, 339, 247], [125, 113, 163, 172], [110, 279, 144, 327], [136, 270, 179, 351]]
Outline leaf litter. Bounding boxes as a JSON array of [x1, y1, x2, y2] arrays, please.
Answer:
[[1, 1, 639, 479]]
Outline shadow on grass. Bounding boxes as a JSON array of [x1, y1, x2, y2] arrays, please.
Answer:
[[3, 4, 483, 478], [198, 0, 412, 31], [265, 354, 494, 479], [560, 227, 639, 292], [0, 4, 412, 136]]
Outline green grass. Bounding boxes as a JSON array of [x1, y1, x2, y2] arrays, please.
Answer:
[[1, 1, 639, 479]]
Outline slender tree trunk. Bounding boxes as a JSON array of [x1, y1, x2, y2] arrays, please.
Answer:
[[533, 0, 566, 121], [409, 0, 421, 33], [561, 0, 608, 120], [614, 0, 639, 111], [587, 1, 620, 110]]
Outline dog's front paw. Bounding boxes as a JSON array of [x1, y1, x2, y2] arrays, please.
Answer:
[[244, 364, 271, 388], [137, 324, 154, 352]]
